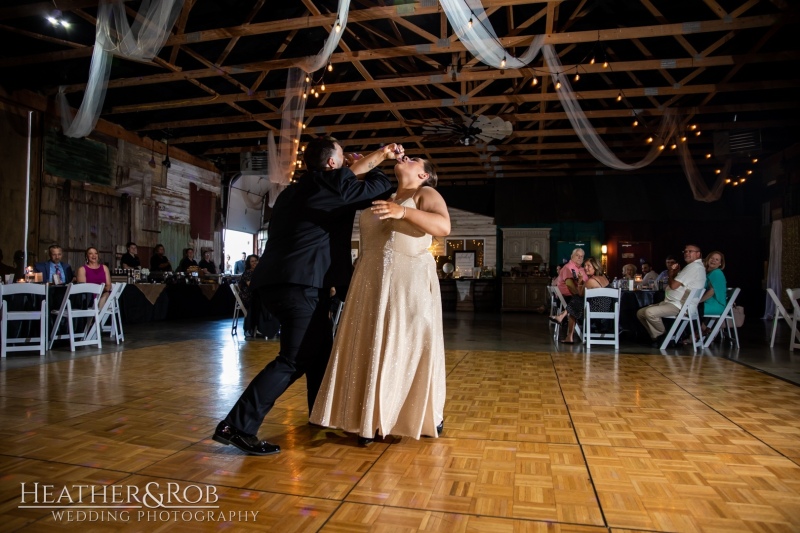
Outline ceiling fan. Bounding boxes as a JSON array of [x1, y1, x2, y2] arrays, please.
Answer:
[[421, 114, 513, 146]]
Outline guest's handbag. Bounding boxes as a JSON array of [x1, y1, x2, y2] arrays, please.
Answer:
[[732, 305, 745, 327]]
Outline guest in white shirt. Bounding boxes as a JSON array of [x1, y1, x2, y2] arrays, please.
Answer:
[[637, 245, 706, 345]]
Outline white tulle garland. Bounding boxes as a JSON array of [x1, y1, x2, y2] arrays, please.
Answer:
[[58, 0, 183, 138], [267, 0, 350, 206]]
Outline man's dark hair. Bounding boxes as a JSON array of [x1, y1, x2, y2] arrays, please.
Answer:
[[665, 254, 676, 261], [126, 241, 136, 249], [304, 136, 339, 171]]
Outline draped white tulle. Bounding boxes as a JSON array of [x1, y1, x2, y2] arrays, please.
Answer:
[[267, 0, 350, 206], [58, 0, 183, 138]]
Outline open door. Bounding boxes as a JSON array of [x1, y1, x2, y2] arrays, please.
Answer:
[[226, 173, 270, 234]]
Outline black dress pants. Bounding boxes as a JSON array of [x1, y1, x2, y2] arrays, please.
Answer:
[[225, 284, 332, 436]]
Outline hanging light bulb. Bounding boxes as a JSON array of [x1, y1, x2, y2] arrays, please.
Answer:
[[680, 136, 687, 142], [616, 92, 622, 102], [327, 62, 333, 72], [689, 124, 697, 130], [658, 144, 665, 151], [695, 130, 701, 136], [590, 57, 595, 65], [740, 178, 746, 183], [302, 123, 306, 129], [335, 20, 341, 32], [752, 158, 758, 163], [468, 17, 473, 28], [705, 153, 712, 159], [305, 75, 310, 83], [500, 56, 506, 69], [555, 80, 561, 89], [633, 119, 638, 127], [725, 178, 731, 183], [670, 144, 677, 150], [302, 91, 307, 99], [294, 138, 299, 144], [531, 76, 538, 86], [574, 73, 580, 82], [603, 61, 608, 68], [321, 83, 326, 91], [646, 137, 653, 143], [747, 170, 753, 175], [715, 169, 721, 174], [314, 90, 319, 97]]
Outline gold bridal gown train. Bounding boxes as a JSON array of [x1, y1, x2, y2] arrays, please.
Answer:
[[310, 197, 446, 439]]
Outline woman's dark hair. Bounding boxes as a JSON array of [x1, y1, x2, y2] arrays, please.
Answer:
[[304, 136, 339, 171], [154, 244, 165, 253], [585, 257, 605, 278], [84, 246, 98, 261], [421, 159, 438, 187], [244, 254, 259, 271]]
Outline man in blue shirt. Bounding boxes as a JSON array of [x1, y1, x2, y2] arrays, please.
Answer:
[[33, 244, 74, 284], [233, 252, 246, 275]]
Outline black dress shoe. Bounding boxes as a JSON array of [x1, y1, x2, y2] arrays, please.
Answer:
[[358, 436, 374, 446], [212, 421, 280, 456], [437, 422, 444, 436]]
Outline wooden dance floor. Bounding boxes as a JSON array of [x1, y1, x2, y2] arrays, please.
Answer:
[[2, 327, 800, 532]]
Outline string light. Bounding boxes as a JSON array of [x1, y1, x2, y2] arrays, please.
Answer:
[[335, 20, 341, 32], [616, 92, 622, 102], [695, 130, 701, 136], [302, 91, 307, 99], [715, 169, 721, 174], [706, 153, 712, 158], [327, 62, 333, 72], [747, 170, 753, 175], [689, 124, 697, 130], [500, 56, 506, 69], [590, 57, 595, 65], [632, 119, 638, 127], [670, 144, 677, 150], [305, 75, 310, 83], [658, 144, 665, 151], [602, 61, 608, 68], [574, 73, 580, 82], [725, 178, 731, 183], [468, 17, 473, 28], [752, 158, 758, 163], [531, 76, 538, 86], [740, 177, 746, 183], [302, 123, 306, 129], [555, 80, 561, 89], [646, 137, 653, 143], [321, 83, 326, 91]]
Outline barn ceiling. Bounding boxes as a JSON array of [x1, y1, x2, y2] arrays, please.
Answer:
[[1, 0, 798, 184]]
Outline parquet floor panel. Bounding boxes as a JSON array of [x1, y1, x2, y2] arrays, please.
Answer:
[[2, 331, 800, 532]]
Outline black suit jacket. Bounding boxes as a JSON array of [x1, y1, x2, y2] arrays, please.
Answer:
[[251, 166, 392, 291]]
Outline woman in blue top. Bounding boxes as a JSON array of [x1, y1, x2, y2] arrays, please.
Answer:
[[700, 250, 727, 318]]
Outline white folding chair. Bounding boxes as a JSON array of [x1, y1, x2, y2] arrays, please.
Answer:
[[1, 284, 48, 357], [332, 299, 344, 336], [767, 287, 794, 348], [552, 289, 582, 343], [230, 284, 247, 335], [547, 285, 560, 317], [702, 287, 740, 348], [583, 287, 621, 349], [89, 282, 126, 343], [660, 288, 706, 351], [49, 283, 104, 351], [787, 288, 800, 351]]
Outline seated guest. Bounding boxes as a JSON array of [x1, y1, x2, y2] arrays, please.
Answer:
[[149, 244, 173, 272], [238, 254, 259, 335], [550, 257, 611, 343], [656, 255, 678, 285], [76, 246, 112, 309], [700, 250, 727, 331], [198, 250, 217, 274], [637, 245, 706, 346], [556, 248, 587, 302], [551, 265, 561, 287], [642, 262, 658, 284], [120, 242, 140, 269], [34, 244, 74, 284], [176, 248, 198, 273], [0, 248, 15, 278], [622, 263, 637, 280]]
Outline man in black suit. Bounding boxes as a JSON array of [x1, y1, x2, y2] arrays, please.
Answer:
[[213, 137, 401, 455], [33, 244, 74, 284]]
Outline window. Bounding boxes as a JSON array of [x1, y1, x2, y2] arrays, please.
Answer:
[[445, 238, 484, 267]]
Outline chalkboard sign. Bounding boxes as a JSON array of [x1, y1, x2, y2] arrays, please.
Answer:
[[44, 129, 113, 185]]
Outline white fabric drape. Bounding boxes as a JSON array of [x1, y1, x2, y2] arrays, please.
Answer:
[[763, 219, 783, 319], [676, 139, 728, 202], [267, 0, 350, 206], [58, 0, 184, 138], [439, 0, 545, 69]]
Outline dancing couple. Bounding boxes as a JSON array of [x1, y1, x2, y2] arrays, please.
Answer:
[[213, 136, 451, 454]]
